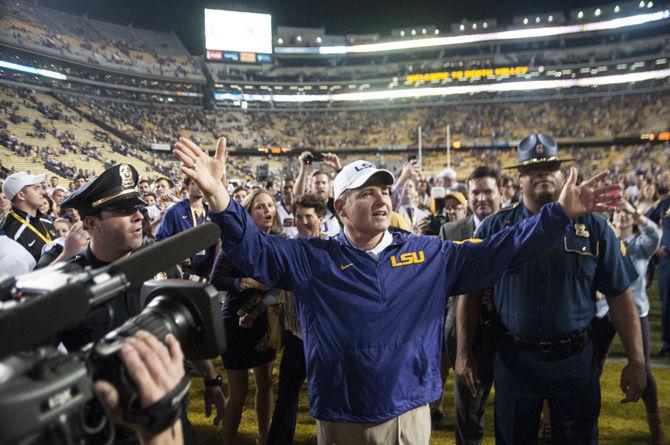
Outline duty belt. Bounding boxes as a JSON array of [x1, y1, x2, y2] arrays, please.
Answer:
[[505, 326, 592, 356]]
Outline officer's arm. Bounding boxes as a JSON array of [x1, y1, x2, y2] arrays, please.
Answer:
[[607, 290, 644, 366], [605, 289, 646, 402], [455, 291, 483, 397]]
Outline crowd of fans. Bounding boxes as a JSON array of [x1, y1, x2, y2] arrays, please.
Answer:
[[0, 0, 203, 80], [1, 134, 669, 444]]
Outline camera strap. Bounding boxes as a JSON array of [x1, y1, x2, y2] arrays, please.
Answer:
[[124, 375, 191, 435]]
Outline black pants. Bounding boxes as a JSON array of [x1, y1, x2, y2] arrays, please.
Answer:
[[267, 331, 307, 445]]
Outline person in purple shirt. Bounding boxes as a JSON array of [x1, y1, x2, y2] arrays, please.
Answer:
[[174, 136, 622, 445]]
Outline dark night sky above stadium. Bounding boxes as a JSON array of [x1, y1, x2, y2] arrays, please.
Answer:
[[39, 0, 610, 54]]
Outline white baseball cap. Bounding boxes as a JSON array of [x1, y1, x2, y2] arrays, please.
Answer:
[[2, 172, 46, 200], [439, 168, 457, 180], [333, 160, 395, 201]]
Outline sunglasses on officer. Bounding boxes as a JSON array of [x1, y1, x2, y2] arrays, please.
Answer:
[[100, 204, 144, 216]]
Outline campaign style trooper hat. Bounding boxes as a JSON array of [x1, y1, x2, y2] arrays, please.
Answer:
[[333, 160, 395, 200], [504, 133, 573, 170]]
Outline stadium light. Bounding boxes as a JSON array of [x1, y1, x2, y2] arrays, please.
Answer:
[[595, 8, 602, 16], [472, 23, 477, 29], [483, 22, 488, 28], [577, 11, 584, 18], [422, 28, 427, 34], [614, 5, 620, 12], [296, 35, 302, 42], [523, 17, 529, 24], [400, 30, 405, 36], [277, 38, 283, 44], [275, 10, 670, 55], [0, 60, 67, 80], [411, 29, 417, 35], [316, 36, 323, 43], [535, 17, 541, 23], [648, 1, 653, 8], [548, 15, 554, 22], [639, 1, 645, 7], [434, 29, 440, 35]]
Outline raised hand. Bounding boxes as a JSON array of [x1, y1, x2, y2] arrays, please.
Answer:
[[558, 167, 621, 219], [397, 160, 419, 186], [323, 153, 342, 171], [174, 137, 229, 212]]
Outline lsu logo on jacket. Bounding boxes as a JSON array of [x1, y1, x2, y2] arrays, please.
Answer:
[[390, 251, 425, 267]]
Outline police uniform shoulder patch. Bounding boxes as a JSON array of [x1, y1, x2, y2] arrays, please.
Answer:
[[574, 223, 590, 238]]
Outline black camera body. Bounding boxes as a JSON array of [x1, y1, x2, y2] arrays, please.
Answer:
[[0, 224, 225, 444], [0, 280, 224, 445]]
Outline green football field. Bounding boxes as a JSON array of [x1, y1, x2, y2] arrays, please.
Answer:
[[188, 281, 669, 444]]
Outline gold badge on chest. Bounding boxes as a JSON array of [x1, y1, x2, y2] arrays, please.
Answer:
[[574, 223, 590, 238]]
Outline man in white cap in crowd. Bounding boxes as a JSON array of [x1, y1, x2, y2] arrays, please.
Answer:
[[0, 172, 57, 262]]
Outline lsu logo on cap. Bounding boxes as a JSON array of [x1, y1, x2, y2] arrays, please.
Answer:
[[535, 144, 544, 154], [390, 251, 425, 267], [354, 162, 375, 172]]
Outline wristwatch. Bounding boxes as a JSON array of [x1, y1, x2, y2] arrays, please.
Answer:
[[204, 375, 223, 387]]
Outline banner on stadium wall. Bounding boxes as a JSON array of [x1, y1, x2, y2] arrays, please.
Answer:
[[406, 66, 528, 83], [151, 143, 172, 152]]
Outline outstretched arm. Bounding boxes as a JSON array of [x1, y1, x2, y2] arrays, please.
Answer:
[[453, 168, 621, 294], [173, 137, 229, 213], [174, 137, 311, 292]]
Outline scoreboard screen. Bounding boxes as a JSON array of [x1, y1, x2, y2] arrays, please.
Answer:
[[204, 9, 272, 63]]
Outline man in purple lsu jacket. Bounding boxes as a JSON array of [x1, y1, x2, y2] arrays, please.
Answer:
[[174, 137, 621, 445]]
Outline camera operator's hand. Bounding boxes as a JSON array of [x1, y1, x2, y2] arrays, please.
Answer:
[[95, 331, 185, 445], [240, 277, 270, 291], [417, 216, 432, 235]]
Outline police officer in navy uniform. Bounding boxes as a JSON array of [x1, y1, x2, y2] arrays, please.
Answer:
[[59, 163, 224, 444], [457, 134, 647, 444], [647, 192, 670, 356]]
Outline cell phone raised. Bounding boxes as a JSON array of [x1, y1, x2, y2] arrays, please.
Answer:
[[304, 153, 325, 165]]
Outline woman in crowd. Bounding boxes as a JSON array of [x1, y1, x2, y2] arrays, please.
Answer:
[[593, 200, 666, 444], [210, 189, 283, 445], [417, 179, 432, 210], [636, 178, 658, 215], [39, 194, 56, 220]]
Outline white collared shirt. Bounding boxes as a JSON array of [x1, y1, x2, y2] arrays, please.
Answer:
[[366, 230, 394, 260]]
